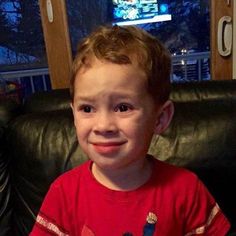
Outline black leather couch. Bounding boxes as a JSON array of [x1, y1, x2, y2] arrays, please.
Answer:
[[0, 80, 236, 235]]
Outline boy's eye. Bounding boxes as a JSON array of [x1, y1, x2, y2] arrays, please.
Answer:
[[115, 104, 132, 112], [79, 105, 93, 113]]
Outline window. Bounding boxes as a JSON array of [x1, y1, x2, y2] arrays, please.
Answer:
[[66, 0, 210, 83], [0, 0, 211, 101]]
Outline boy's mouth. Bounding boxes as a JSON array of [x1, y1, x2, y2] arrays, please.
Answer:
[[91, 142, 126, 154]]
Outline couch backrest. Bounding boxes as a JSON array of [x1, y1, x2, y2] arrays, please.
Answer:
[[170, 80, 236, 102], [23, 88, 71, 113]]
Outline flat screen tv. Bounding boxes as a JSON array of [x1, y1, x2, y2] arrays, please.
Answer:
[[112, 0, 171, 26]]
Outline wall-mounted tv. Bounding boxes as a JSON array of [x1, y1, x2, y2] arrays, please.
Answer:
[[112, 0, 171, 26]]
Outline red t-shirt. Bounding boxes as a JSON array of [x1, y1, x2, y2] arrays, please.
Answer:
[[30, 157, 230, 236]]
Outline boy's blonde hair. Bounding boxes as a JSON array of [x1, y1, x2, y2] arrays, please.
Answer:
[[70, 25, 171, 104]]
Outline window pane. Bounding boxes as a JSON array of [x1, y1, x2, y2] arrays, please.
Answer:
[[0, 0, 47, 71], [66, 0, 111, 54]]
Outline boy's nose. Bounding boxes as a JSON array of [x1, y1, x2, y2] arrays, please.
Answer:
[[94, 112, 117, 134]]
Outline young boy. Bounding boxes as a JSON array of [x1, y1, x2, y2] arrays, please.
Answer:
[[30, 25, 230, 235]]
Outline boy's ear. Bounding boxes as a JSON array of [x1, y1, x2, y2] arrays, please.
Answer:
[[155, 100, 174, 134]]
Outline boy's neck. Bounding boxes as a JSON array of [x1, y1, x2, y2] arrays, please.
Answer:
[[91, 158, 152, 191]]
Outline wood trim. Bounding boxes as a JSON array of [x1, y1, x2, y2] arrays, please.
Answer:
[[210, 0, 233, 80], [39, 0, 72, 89]]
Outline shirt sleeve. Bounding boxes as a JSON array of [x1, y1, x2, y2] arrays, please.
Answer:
[[184, 177, 231, 236], [29, 180, 70, 236]]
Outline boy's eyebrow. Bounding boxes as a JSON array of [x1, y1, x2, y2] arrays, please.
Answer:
[[73, 95, 96, 103], [74, 92, 136, 103]]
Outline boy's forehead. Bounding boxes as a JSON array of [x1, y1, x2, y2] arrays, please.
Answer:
[[73, 61, 150, 98], [75, 59, 146, 82]]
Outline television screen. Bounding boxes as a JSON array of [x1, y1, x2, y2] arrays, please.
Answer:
[[112, 0, 171, 26]]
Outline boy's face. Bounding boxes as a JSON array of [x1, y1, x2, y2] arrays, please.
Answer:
[[71, 59, 162, 171]]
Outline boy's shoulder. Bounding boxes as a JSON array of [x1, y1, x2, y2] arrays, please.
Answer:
[[150, 156, 199, 188]]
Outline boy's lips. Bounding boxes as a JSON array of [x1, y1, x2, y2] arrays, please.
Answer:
[[91, 141, 126, 154]]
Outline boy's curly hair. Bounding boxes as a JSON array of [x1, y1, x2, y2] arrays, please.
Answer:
[[70, 25, 171, 104]]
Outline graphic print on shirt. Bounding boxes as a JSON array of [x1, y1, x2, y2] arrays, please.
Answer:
[[143, 212, 157, 236], [81, 211, 157, 236]]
